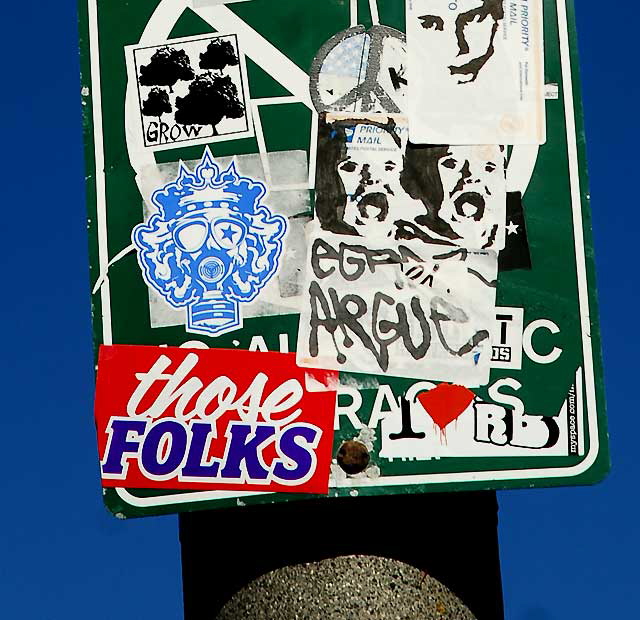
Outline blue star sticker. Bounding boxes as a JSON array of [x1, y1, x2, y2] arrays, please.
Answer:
[[221, 226, 237, 241]]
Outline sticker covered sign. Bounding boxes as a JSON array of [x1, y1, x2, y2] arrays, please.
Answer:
[[81, 0, 607, 517]]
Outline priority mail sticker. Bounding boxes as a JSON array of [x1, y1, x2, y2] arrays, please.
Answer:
[[406, 0, 546, 144], [94, 346, 338, 494]]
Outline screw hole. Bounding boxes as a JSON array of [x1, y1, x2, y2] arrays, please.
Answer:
[[337, 440, 370, 475]]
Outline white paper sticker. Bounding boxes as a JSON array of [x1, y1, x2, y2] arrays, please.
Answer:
[[311, 26, 407, 115], [125, 33, 254, 151], [406, 0, 546, 145], [490, 306, 524, 369], [316, 113, 507, 251], [380, 387, 572, 460], [296, 228, 498, 386], [143, 151, 310, 328]]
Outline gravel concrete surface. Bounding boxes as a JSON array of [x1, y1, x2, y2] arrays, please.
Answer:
[[215, 555, 476, 620]]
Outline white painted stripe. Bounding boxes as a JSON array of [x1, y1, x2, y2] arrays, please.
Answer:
[[577, 365, 585, 456], [252, 96, 300, 106], [557, 0, 599, 462], [251, 97, 316, 191], [369, 0, 380, 25], [91, 244, 135, 295], [118, 488, 271, 506], [308, 110, 319, 189], [350, 0, 358, 27], [88, 0, 113, 345], [251, 102, 273, 186]]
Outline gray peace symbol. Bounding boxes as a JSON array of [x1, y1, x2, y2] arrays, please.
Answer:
[[309, 25, 406, 114]]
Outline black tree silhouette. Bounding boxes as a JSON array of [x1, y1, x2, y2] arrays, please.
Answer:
[[142, 88, 172, 122], [139, 47, 195, 93], [174, 73, 244, 135], [199, 38, 239, 72]]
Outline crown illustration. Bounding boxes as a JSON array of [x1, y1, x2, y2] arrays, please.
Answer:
[[152, 147, 266, 220]]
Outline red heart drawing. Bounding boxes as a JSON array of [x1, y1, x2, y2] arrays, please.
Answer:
[[417, 384, 476, 431]]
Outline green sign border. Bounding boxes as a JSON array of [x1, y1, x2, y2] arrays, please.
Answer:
[[79, 0, 609, 518]]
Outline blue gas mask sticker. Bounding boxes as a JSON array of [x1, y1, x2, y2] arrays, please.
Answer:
[[132, 147, 287, 337]]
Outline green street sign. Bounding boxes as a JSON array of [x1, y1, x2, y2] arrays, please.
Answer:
[[81, 0, 608, 518]]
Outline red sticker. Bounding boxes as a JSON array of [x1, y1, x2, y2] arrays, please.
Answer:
[[94, 345, 338, 495], [417, 384, 476, 431]]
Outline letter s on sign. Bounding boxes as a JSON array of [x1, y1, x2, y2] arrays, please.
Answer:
[[523, 319, 563, 364], [272, 424, 321, 486]]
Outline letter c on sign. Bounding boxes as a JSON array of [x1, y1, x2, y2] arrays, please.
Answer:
[[523, 319, 563, 364]]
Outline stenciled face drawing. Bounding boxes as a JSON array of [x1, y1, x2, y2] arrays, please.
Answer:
[[417, 0, 504, 84], [337, 125, 416, 236], [316, 117, 506, 249], [133, 148, 287, 337], [396, 143, 506, 250], [435, 145, 505, 247]]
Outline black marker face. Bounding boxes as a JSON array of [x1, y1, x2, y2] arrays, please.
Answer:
[[435, 145, 504, 247], [418, 0, 504, 84], [336, 128, 416, 235], [453, 191, 486, 221], [317, 117, 506, 250]]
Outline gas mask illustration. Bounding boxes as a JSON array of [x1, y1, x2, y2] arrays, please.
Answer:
[[133, 147, 287, 336]]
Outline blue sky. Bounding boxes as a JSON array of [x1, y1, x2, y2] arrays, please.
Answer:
[[0, 2, 636, 619]]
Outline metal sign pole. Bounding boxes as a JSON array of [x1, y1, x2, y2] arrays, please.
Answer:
[[180, 492, 503, 619]]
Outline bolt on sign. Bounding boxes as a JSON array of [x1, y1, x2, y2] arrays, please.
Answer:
[[81, 0, 608, 518]]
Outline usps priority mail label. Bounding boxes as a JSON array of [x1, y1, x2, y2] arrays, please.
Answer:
[[406, 0, 546, 144]]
